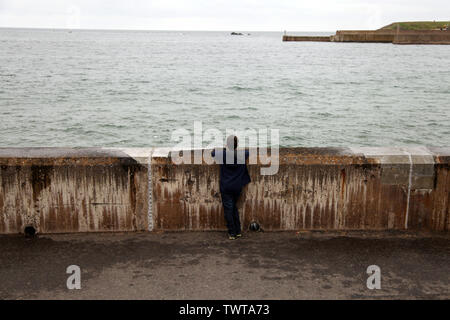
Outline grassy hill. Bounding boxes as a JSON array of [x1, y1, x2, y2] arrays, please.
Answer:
[[380, 21, 450, 31]]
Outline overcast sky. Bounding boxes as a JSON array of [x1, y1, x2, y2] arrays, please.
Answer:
[[0, 0, 448, 31]]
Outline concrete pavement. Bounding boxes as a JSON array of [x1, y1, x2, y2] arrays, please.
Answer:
[[0, 231, 448, 299]]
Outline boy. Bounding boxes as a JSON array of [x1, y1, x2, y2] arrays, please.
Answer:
[[212, 135, 250, 240]]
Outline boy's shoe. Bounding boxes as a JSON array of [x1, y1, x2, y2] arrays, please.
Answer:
[[236, 234, 242, 238], [228, 234, 237, 240]]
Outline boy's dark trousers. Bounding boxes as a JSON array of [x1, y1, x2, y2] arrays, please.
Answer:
[[221, 191, 242, 236]]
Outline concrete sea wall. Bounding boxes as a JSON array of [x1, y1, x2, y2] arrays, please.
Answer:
[[0, 148, 150, 234], [393, 31, 450, 44], [332, 30, 395, 43], [283, 30, 450, 44], [0, 147, 449, 234], [282, 36, 331, 42]]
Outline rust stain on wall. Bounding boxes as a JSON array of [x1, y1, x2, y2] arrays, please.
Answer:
[[0, 149, 148, 234], [152, 148, 449, 232], [0, 148, 448, 234]]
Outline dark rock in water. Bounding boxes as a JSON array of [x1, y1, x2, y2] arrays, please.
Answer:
[[231, 32, 243, 35]]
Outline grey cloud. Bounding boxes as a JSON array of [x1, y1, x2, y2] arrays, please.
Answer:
[[0, 0, 448, 30]]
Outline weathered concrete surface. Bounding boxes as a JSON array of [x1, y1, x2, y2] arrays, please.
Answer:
[[0, 232, 448, 299], [332, 30, 396, 43], [393, 32, 450, 44], [0, 148, 149, 234], [153, 147, 450, 232], [283, 30, 450, 44], [283, 35, 331, 42], [1, 147, 449, 234]]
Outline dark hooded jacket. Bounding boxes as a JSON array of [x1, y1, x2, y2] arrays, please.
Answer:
[[212, 148, 251, 194]]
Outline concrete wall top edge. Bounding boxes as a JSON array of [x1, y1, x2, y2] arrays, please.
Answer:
[[427, 147, 450, 164], [0, 147, 151, 166], [0, 147, 139, 158], [349, 146, 436, 165], [151, 147, 365, 165], [427, 147, 450, 156], [1, 146, 447, 166]]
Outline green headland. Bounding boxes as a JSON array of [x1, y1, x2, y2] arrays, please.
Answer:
[[379, 21, 450, 31]]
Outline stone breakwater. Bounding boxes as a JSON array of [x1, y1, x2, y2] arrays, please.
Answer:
[[0, 147, 448, 234], [283, 30, 450, 44]]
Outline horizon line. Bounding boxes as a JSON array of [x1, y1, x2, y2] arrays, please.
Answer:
[[0, 26, 336, 33]]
